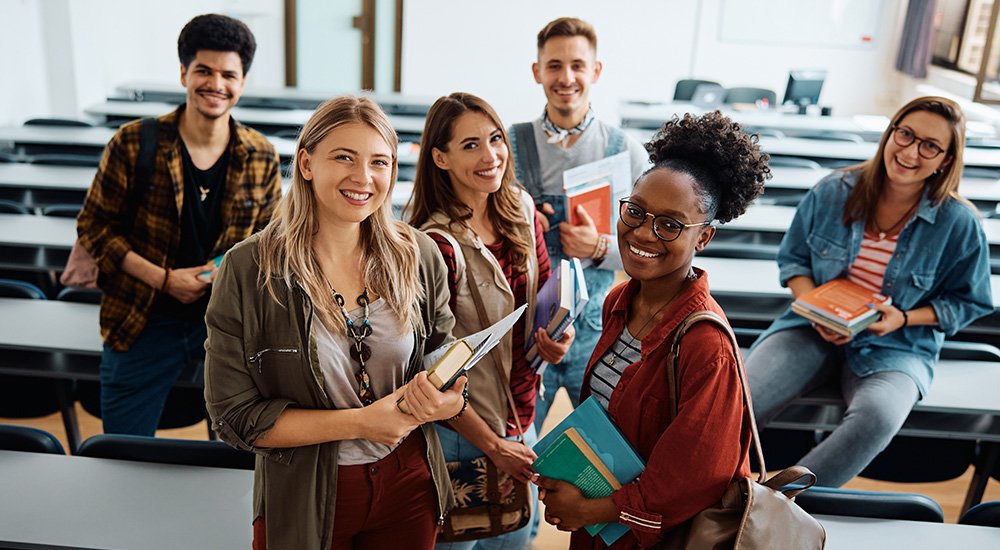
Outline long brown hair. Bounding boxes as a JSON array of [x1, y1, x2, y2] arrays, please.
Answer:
[[407, 92, 532, 272], [256, 96, 421, 333], [843, 96, 966, 226]]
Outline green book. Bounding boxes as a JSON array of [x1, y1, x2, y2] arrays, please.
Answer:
[[533, 427, 621, 535]]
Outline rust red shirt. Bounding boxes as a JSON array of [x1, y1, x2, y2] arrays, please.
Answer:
[[572, 269, 753, 549]]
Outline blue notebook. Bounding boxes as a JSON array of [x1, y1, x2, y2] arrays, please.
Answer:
[[533, 396, 645, 545]]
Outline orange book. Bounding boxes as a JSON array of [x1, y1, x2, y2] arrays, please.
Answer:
[[566, 181, 612, 235], [793, 279, 892, 333]]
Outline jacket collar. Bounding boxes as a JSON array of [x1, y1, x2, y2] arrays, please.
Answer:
[[608, 267, 714, 352], [163, 104, 255, 155]]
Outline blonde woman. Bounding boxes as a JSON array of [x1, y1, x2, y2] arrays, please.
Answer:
[[205, 96, 466, 550]]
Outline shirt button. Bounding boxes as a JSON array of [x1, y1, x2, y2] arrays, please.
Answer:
[[370, 466, 378, 475]]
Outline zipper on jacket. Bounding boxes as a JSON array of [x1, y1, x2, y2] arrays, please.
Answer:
[[248, 347, 299, 373]]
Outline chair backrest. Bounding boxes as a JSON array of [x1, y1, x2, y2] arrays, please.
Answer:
[[793, 487, 944, 522], [0, 424, 65, 454], [724, 87, 777, 105], [76, 434, 255, 470], [56, 287, 102, 304], [796, 131, 865, 144], [674, 79, 722, 101], [0, 199, 31, 214], [0, 279, 47, 299], [41, 203, 82, 219], [30, 153, 102, 167], [960, 501, 1000, 527], [24, 117, 94, 128], [859, 428, 981, 483], [940, 341, 1000, 361]]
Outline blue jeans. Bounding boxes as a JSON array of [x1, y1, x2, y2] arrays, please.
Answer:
[[746, 327, 920, 487], [435, 423, 539, 550], [533, 266, 613, 434], [99, 313, 207, 435]]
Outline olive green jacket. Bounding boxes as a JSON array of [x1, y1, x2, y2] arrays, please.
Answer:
[[204, 229, 456, 550]]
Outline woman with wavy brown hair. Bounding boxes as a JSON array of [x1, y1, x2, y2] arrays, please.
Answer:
[[409, 92, 573, 549], [204, 95, 466, 550], [746, 96, 993, 488]]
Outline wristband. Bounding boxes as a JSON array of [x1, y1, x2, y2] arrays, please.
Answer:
[[900, 309, 909, 328], [446, 380, 470, 422], [160, 268, 171, 292]]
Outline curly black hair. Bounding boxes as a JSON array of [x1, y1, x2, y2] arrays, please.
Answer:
[[177, 14, 257, 74], [642, 111, 770, 224]]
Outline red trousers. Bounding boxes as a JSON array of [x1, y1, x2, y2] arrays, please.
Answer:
[[253, 431, 440, 549]]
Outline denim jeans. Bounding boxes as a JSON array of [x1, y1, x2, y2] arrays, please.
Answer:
[[746, 327, 920, 487], [434, 423, 539, 550], [99, 313, 207, 435]]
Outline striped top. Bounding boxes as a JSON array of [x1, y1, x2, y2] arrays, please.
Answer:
[[847, 230, 899, 292], [589, 326, 642, 410]]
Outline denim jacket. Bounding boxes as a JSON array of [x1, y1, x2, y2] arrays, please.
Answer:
[[757, 169, 993, 396]]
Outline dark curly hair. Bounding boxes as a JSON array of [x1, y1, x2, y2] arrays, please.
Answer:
[[178, 14, 257, 74], [643, 111, 770, 223]]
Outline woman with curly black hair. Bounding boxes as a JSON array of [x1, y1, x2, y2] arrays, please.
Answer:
[[535, 111, 769, 549], [745, 97, 992, 488]]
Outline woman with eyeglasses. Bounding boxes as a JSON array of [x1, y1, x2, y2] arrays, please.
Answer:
[[203, 96, 466, 550], [745, 96, 992, 488], [535, 111, 768, 548]]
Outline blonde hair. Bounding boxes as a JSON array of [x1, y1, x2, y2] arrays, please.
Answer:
[[843, 96, 968, 226], [256, 96, 421, 333], [407, 92, 532, 273]]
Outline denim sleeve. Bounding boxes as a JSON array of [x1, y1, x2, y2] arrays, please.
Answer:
[[928, 215, 994, 336], [776, 186, 818, 286]]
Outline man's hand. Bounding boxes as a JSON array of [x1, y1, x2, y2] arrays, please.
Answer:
[[164, 263, 213, 303], [536, 202, 555, 232], [535, 325, 575, 364], [559, 205, 600, 259]]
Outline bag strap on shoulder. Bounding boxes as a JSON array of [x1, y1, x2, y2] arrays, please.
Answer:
[[665, 310, 769, 483], [511, 122, 543, 198], [122, 117, 160, 235]]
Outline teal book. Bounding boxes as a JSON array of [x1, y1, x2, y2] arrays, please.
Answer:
[[533, 396, 645, 544]]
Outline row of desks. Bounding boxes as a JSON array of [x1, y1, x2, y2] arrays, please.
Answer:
[[2, 450, 997, 549]]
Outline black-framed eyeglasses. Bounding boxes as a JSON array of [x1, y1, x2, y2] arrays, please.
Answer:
[[618, 199, 711, 242], [890, 126, 946, 159]]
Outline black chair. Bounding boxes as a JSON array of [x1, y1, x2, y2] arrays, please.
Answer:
[[724, 87, 777, 105], [76, 434, 255, 470], [56, 287, 102, 304], [960, 501, 1000, 527], [0, 424, 65, 454], [24, 117, 94, 128], [674, 79, 722, 101], [767, 157, 824, 170], [41, 203, 82, 218], [0, 199, 31, 214], [794, 487, 944, 522], [0, 279, 46, 299], [29, 153, 102, 167]]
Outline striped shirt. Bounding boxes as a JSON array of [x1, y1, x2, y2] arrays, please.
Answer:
[[847, 230, 898, 292], [429, 216, 550, 435], [590, 327, 642, 410]]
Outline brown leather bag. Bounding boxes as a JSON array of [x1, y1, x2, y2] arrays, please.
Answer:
[[659, 311, 826, 550]]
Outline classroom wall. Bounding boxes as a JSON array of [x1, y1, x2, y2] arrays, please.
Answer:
[[400, 0, 908, 125], [0, 0, 285, 126]]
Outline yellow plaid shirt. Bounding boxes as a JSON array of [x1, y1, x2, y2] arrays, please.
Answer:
[[77, 106, 282, 351]]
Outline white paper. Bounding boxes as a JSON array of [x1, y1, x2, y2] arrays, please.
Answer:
[[562, 150, 632, 198], [422, 304, 527, 373]]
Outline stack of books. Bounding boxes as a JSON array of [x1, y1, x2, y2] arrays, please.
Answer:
[[791, 279, 892, 337], [525, 258, 588, 372], [532, 397, 645, 545]]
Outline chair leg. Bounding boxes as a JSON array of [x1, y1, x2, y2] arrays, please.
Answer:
[[963, 442, 1000, 515], [55, 380, 81, 454]]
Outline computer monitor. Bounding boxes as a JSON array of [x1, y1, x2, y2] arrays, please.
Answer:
[[783, 70, 827, 110]]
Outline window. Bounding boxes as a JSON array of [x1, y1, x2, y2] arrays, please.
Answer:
[[932, 0, 1000, 104]]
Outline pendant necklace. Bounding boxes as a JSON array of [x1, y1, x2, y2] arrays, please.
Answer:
[[610, 270, 697, 367], [199, 186, 210, 202], [325, 281, 374, 405], [873, 199, 919, 241]]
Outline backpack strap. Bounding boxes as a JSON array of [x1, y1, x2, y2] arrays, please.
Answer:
[[122, 117, 160, 235], [665, 310, 767, 482], [511, 122, 543, 198]]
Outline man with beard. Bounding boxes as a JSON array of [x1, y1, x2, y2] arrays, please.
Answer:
[[76, 14, 281, 435]]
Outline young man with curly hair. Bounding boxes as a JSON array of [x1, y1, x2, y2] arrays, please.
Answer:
[[76, 14, 282, 435], [508, 17, 649, 433]]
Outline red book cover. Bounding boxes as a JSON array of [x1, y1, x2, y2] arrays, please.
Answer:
[[566, 181, 612, 235]]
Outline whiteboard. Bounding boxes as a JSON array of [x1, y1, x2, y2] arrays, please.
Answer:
[[718, 0, 882, 49]]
